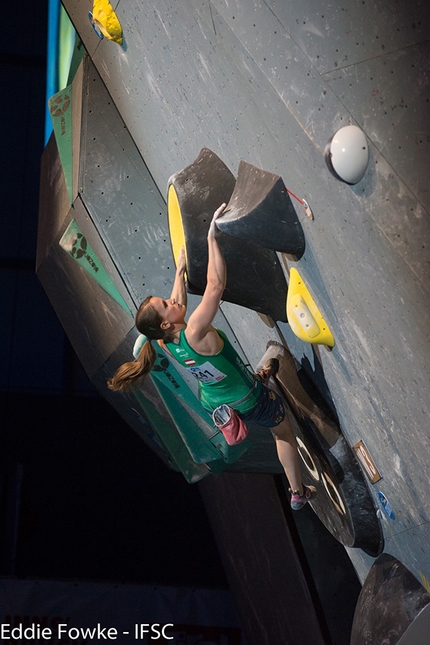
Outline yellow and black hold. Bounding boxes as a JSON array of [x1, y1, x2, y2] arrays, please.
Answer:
[[167, 148, 289, 322]]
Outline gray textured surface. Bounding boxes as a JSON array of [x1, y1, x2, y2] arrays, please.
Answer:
[[199, 472, 327, 645], [62, 0, 430, 589], [397, 604, 430, 645], [351, 553, 430, 645]]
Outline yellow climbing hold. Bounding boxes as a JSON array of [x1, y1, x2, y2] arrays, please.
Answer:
[[92, 0, 123, 44], [287, 268, 335, 347], [167, 184, 188, 271]]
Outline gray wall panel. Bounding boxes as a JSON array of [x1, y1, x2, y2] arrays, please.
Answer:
[[38, 197, 135, 378], [324, 40, 430, 212], [248, 0, 430, 73], [79, 58, 176, 306], [72, 58, 83, 202]]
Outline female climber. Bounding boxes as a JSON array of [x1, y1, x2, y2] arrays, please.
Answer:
[[108, 203, 316, 510]]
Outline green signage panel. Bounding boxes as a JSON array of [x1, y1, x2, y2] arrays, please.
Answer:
[[59, 219, 132, 315], [49, 86, 73, 203]]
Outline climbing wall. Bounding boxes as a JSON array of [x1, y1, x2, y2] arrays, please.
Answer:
[[56, 0, 430, 603]]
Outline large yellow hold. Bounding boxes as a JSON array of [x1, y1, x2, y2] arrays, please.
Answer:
[[92, 0, 123, 44], [287, 268, 335, 347], [167, 185, 187, 269]]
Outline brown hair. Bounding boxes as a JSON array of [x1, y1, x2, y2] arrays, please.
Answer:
[[107, 295, 175, 393]]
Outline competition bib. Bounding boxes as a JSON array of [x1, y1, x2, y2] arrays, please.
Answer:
[[188, 361, 227, 384]]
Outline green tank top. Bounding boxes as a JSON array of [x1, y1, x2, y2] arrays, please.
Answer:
[[166, 329, 261, 413]]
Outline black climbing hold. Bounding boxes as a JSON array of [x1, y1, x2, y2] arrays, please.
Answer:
[[351, 554, 430, 645], [168, 148, 288, 321], [217, 160, 305, 257]]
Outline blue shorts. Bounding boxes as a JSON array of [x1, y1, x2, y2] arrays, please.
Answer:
[[238, 385, 285, 428]]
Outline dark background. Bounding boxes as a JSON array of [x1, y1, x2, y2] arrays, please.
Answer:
[[0, 1, 226, 587]]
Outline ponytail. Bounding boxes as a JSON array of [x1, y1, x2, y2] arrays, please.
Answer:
[[107, 295, 175, 393], [107, 339, 156, 392]]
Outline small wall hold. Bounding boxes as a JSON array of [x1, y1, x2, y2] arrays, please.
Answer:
[[217, 160, 305, 257], [89, 0, 123, 44], [324, 125, 369, 184]]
